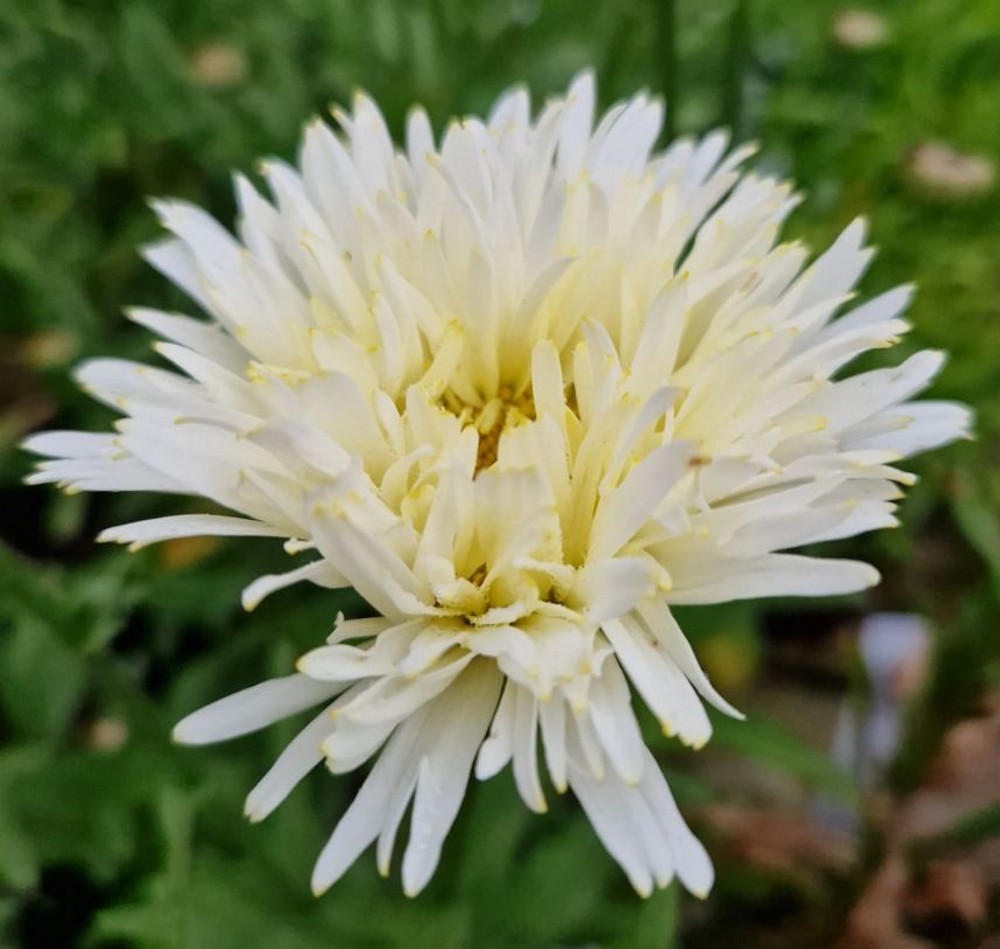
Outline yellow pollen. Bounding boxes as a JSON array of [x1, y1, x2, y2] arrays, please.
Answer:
[[442, 386, 536, 473]]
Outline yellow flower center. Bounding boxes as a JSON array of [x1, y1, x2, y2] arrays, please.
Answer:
[[442, 386, 537, 473]]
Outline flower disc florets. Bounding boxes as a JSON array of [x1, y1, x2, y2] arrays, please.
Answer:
[[25, 74, 970, 898]]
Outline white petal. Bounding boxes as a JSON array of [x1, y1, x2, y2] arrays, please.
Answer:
[[25, 455, 188, 494], [587, 658, 646, 784], [335, 654, 473, 725], [299, 621, 423, 681], [602, 616, 712, 748], [322, 717, 397, 774], [843, 401, 972, 456], [173, 674, 345, 745], [475, 678, 516, 780], [568, 744, 714, 898], [511, 685, 547, 813], [22, 431, 117, 459], [126, 307, 248, 373], [668, 554, 880, 604], [588, 441, 697, 562], [556, 72, 596, 179], [538, 696, 568, 793], [566, 749, 653, 896], [99, 514, 287, 550], [241, 560, 347, 612], [636, 747, 714, 897], [636, 601, 743, 719], [375, 759, 420, 878], [245, 705, 335, 822], [311, 713, 425, 895], [797, 218, 872, 312], [576, 557, 658, 625], [401, 662, 502, 895], [141, 237, 215, 315]]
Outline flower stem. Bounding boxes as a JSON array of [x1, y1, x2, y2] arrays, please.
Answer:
[[655, 0, 679, 140], [722, 0, 750, 136]]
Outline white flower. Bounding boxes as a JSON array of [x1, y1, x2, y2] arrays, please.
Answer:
[[25, 74, 970, 899]]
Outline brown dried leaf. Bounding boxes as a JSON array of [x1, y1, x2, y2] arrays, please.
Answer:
[[905, 859, 988, 927], [702, 804, 854, 876]]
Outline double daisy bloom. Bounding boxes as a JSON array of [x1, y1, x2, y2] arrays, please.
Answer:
[[26, 75, 970, 899]]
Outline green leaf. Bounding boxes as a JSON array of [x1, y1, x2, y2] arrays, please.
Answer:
[[615, 883, 679, 949], [0, 746, 48, 890], [504, 817, 612, 944], [951, 467, 1000, 592], [909, 802, 1000, 861], [0, 616, 86, 740]]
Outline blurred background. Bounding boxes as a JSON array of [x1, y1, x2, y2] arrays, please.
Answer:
[[1, 1, 998, 946]]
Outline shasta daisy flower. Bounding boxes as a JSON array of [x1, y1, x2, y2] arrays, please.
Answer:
[[25, 74, 970, 898]]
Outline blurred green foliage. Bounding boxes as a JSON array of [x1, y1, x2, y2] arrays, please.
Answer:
[[1, 0, 998, 946]]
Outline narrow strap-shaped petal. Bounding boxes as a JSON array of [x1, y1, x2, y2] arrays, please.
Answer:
[[99, 514, 287, 550], [401, 661, 503, 895], [244, 704, 336, 822], [173, 674, 346, 745]]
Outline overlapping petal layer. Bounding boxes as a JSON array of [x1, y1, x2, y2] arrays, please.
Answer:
[[25, 74, 970, 896]]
